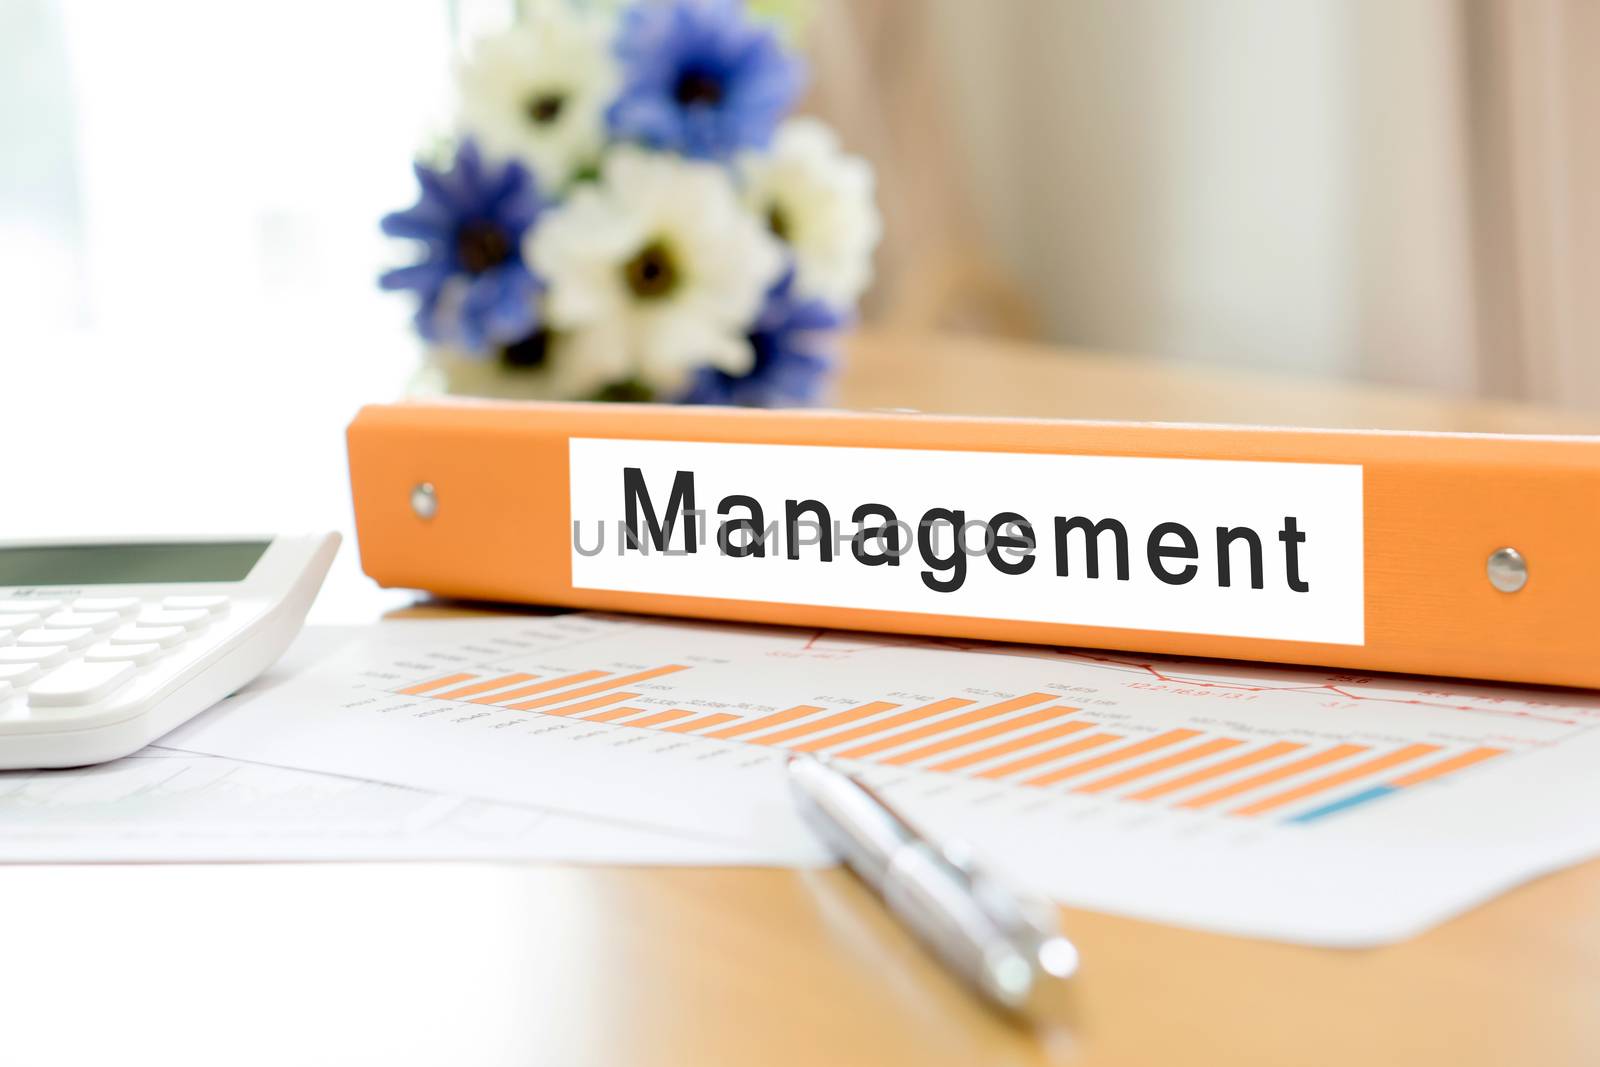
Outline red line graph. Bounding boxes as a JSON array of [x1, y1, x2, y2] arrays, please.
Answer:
[[779, 629, 1588, 727], [1047, 648, 1581, 724]]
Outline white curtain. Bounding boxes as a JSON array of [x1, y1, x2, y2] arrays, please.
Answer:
[[813, 0, 1599, 406]]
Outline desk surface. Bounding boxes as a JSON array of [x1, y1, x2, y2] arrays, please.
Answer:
[[10, 333, 1600, 1067]]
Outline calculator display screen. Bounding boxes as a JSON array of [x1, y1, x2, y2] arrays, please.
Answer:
[[0, 542, 270, 586]]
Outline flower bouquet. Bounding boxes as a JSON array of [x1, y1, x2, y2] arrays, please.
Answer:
[[379, 0, 880, 407]]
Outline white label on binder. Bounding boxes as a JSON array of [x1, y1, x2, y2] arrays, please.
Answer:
[[568, 438, 1365, 645]]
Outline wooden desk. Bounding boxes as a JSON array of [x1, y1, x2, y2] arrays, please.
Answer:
[[839, 331, 1600, 433], [8, 334, 1599, 1067]]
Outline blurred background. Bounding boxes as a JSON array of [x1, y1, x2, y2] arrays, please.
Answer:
[[3, 0, 1598, 621], [7, 0, 1598, 405], [819, 0, 1600, 405]]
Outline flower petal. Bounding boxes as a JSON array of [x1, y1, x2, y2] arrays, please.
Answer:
[[379, 261, 451, 293]]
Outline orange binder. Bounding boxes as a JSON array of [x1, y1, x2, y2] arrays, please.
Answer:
[[347, 400, 1600, 689]]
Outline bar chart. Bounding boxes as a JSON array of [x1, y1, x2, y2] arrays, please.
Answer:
[[390, 642, 1518, 826], [176, 613, 1600, 944]]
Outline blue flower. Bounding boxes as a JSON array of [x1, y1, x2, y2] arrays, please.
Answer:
[[679, 269, 843, 406], [379, 140, 547, 353], [607, 0, 805, 162]]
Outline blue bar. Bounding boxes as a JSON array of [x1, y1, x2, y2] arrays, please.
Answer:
[[1287, 784, 1400, 824]]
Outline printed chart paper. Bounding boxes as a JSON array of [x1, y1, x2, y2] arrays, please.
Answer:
[[0, 628, 760, 865], [0, 748, 764, 865], [166, 614, 1600, 945]]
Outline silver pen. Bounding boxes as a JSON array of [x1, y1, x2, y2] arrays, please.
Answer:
[[786, 753, 1079, 1018]]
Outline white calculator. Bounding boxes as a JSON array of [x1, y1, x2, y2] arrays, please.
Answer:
[[0, 533, 339, 769]]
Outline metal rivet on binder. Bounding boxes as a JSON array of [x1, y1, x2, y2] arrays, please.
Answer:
[[1487, 547, 1527, 593], [410, 482, 438, 520]]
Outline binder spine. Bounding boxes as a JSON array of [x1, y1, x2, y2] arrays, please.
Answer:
[[348, 402, 1600, 688]]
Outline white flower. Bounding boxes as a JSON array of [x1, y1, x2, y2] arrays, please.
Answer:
[[529, 146, 785, 395], [418, 340, 604, 402], [455, 4, 618, 190], [740, 117, 881, 307], [418, 344, 562, 400]]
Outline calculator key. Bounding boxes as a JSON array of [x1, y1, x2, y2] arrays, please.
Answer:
[[29, 660, 137, 707], [18, 626, 95, 650], [70, 596, 141, 616], [0, 662, 43, 687], [161, 595, 229, 616], [0, 599, 63, 614], [134, 609, 210, 632], [0, 613, 43, 630], [0, 645, 72, 668], [85, 641, 163, 666], [110, 624, 188, 649], [44, 611, 120, 632]]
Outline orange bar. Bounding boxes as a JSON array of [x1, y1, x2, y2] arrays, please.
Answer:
[[752, 702, 901, 747], [705, 705, 827, 740], [930, 720, 1095, 773], [472, 669, 610, 705], [584, 705, 647, 723], [791, 697, 975, 753], [1072, 737, 1245, 795], [1230, 743, 1442, 816], [978, 732, 1122, 780], [1389, 746, 1506, 787], [626, 708, 697, 729], [1178, 743, 1368, 810], [504, 665, 688, 711], [429, 673, 538, 701], [397, 672, 475, 695], [1025, 729, 1202, 787], [1125, 740, 1306, 802], [534, 692, 638, 718], [663, 712, 740, 734], [835, 693, 1058, 760], [882, 706, 1078, 767]]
